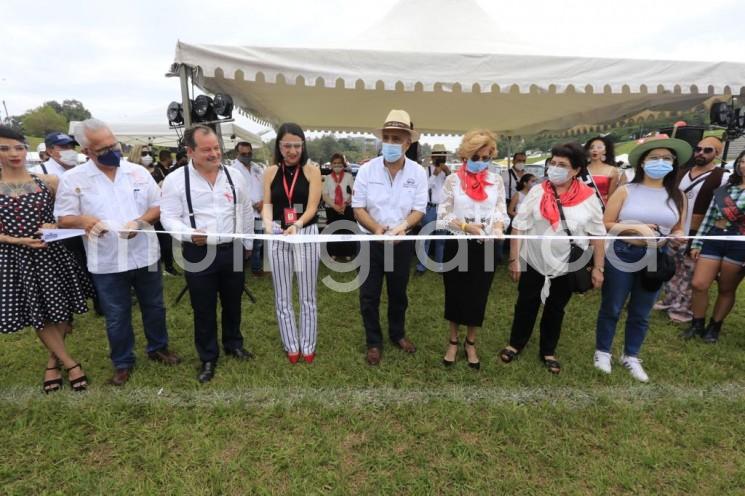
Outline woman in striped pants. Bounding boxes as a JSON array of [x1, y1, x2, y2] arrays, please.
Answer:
[[262, 123, 322, 363]]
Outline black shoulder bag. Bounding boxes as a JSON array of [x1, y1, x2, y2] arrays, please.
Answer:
[[551, 183, 594, 293]]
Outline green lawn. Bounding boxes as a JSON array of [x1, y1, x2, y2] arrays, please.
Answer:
[[3, 263, 745, 495]]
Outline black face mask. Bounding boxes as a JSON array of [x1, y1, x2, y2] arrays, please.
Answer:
[[238, 155, 253, 165]]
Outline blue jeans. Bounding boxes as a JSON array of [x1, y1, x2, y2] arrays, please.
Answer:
[[595, 241, 660, 357], [91, 264, 169, 369], [251, 224, 264, 273], [416, 204, 445, 272]]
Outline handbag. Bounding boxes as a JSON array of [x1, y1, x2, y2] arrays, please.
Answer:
[[551, 184, 594, 293], [640, 247, 676, 291]]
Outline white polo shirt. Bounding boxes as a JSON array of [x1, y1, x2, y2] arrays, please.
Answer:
[[160, 161, 253, 250], [351, 156, 428, 233], [229, 159, 265, 219], [30, 159, 72, 179], [54, 160, 161, 274], [427, 165, 447, 205]]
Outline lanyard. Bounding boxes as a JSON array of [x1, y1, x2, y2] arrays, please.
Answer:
[[282, 164, 301, 205]]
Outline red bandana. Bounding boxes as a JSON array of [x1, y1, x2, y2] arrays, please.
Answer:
[[540, 179, 594, 230], [457, 163, 492, 201], [331, 170, 345, 206]]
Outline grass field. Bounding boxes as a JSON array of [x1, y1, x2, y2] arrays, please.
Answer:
[[3, 261, 745, 495]]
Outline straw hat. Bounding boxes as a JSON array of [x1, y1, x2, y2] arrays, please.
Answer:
[[372, 109, 420, 142]]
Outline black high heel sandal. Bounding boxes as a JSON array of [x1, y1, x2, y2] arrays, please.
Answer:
[[43, 366, 63, 394], [442, 339, 459, 366], [66, 363, 89, 392], [463, 338, 480, 370], [499, 347, 519, 363], [541, 356, 561, 375]]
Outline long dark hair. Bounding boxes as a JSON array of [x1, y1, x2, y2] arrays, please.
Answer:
[[274, 122, 308, 166], [550, 142, 587, 171], [584, 136, 616, 166], [727, 150, 745, 187], [631, 148, 685, 217], [516, 173, 536, 191]]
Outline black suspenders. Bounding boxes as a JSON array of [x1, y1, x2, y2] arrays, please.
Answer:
[[40, 163, 48, 175], [184, 165, 237, 231]]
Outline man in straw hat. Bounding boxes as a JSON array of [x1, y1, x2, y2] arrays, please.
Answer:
[[415, 144, 450, 275], [352, 109, 428, 365]]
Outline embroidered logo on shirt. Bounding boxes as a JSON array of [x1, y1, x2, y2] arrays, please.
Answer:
[[404, 178, 417, 188], [224, 191, 234, 203]]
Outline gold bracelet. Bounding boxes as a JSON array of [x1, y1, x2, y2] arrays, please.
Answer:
[[461, 222, 468, 232]]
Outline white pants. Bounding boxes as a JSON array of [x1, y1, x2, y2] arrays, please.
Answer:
[[268, 224, 320, 355]]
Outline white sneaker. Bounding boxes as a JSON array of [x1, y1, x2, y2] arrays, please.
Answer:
[[619, 354, 649, 383], [593, 351, 612, 374]]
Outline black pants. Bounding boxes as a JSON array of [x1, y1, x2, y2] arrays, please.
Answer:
[[183, 242, 245, 363], [443, 239, 501, 327], [324, 206, 358, 257], [155, 221, 175, 271], [359, 241, 413, 348], [509, 264, 573, 357]]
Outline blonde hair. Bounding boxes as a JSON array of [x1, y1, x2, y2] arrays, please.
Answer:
[[457, 129, 498, 160], [127, 144, 149, 165]]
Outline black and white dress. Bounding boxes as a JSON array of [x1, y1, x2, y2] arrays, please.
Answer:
[[0, 175, 93, 333]]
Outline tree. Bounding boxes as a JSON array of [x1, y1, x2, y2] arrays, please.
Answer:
[[21, 105, 68, 137], [43, 99, 92, 122]]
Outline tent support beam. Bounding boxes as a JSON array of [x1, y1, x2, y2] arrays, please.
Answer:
[[179, 65, 192, 128]]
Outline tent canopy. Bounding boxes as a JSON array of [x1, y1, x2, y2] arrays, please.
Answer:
[[173, 0, 745, 136], [68, 121, 263, 149]]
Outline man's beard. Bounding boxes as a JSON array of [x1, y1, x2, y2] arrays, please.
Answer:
[[693, 157, 712, 166]]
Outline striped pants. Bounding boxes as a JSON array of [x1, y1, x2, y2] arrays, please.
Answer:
[[268, 224, 320, 355]]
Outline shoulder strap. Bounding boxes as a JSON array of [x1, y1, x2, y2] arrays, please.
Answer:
[[582, 169, 606, 210], [550, 182, 577, 244], [183, 166, 197, 229], [40, 163, 48, 175], [222, 165, 238, 234]]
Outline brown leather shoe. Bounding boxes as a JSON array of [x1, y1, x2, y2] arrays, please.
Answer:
[[366, 347, 382, 366], [148, 348, 182, 365], [108, 368, 131, 386], [394, 338, 417, 354]]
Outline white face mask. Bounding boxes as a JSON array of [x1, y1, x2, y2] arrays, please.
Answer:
[[141, 155, 154, 167], [514, 162, 525, 171], [58, 149, 79, 166], [547, 165, 571, 185]]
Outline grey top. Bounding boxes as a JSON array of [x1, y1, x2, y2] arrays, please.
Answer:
[[618, 183, 680, 234]]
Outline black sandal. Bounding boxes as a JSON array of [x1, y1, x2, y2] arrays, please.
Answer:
[[463, 338, 480, 370], [541, 356, 561, 375], [443, 339, 459, 366], [43, 366, 63, 394], [499, 347, 519, 363], [66, 363, 88, 392]]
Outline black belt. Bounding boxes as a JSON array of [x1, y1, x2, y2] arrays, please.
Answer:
[[427, 202, 439, 208], [183, 241, 235, 249]]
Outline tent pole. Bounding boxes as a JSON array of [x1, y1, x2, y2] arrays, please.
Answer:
[[179, 65, 192, 128], [216, 123, 225, 156], [507, 135, 512, 167]]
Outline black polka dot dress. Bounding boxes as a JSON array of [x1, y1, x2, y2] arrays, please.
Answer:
[[0, 175, 94, 333]]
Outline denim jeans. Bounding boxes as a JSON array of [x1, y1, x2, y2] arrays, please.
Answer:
[[250, 223, 264, 273], [595, 241, 660, 357], [416, 204, 445, 272], [91, 264, 169, 369]]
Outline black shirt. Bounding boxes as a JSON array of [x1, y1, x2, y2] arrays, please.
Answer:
[[270, 164, 317, 229]]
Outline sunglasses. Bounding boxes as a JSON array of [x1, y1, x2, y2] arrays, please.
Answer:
[[694, 146, 716, 154], [470, 154, 491, 162], [141, 151, 153, 157]]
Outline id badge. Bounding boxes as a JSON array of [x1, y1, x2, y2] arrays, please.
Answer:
[[283, 208, 297, 225]]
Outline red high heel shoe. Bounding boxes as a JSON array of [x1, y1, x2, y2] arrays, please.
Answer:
[[287, 352, 301, 364], [302, 353, 316, 364]]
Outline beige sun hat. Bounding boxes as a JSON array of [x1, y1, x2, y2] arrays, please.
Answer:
[[372, 109, 420, 142]]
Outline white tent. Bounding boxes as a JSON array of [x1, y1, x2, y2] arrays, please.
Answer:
[[172, 0, 745, 137], [67, 121, 263, 149]]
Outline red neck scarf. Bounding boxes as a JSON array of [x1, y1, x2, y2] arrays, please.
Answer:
[[457, 163, 492, 201], [540, 179, 594, 230], [331, 170, 345, 206]]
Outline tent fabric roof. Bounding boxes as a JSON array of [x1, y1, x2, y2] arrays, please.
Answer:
[[172, 0, 745, 136]]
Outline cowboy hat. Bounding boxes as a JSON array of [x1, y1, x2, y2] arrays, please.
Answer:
[[372, 109, 420, 142], [628, 134, 693, 168]]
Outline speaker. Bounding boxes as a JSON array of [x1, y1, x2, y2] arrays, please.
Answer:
[[659, 125, 705, 166]]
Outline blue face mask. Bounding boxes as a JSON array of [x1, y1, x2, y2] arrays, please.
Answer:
[[466, 159, 490, 173], [643, 159, 673, 180], [97, 149, 122, 167], [382, 143, 403, 163]]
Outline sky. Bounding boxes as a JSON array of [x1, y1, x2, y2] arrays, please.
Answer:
[[3, 0, 745, 145]]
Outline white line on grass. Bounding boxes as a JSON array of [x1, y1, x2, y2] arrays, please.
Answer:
[[2, 384, 745, 408]]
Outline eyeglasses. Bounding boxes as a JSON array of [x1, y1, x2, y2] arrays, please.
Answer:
[[0, 144, 29, 153], [141, 151, 153, 157], [694, 146, 716, 154], [279, 141, 304, 151], [91, 144, 120, 156], [470, 154, 491, 162], [645, 154, 675, 162]]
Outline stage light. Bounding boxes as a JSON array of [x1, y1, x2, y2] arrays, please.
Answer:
[[214, 94, 233, 118], [193, 95, 213, 119], [710, 102, 733, 127], [166, 101, 184, 125]]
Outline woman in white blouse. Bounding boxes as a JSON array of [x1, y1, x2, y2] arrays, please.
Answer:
[[437, 129, 508, 370], [499, 142, 606, 374], [321, 153, 356, 260]]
